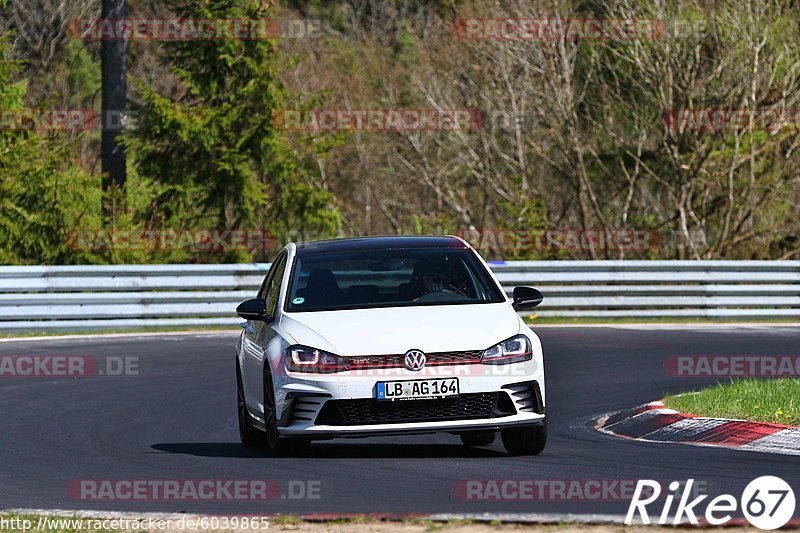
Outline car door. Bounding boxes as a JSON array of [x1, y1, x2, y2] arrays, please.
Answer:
[[241, 251, 287, 415]]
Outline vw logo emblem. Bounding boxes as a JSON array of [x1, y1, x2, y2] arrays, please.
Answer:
[[404, 349, 426, 371]]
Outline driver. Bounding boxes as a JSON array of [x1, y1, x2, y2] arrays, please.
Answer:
[[412, 259, 458, 296], [421, 266, 451, 294]]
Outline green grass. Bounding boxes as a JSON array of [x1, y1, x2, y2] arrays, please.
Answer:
[[269, 514, 303, 525], [663, 379, 800, 425]]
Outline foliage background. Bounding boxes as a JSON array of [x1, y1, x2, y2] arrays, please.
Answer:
[[0, 0, 798, 263]]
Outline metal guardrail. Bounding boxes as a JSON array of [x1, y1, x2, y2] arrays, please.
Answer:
[[491, 260, 800, 318], [0, 261, 798, 330]]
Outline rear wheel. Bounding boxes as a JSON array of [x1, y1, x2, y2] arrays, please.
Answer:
[[237, 362, 265, 448], [263, 369, 310, 456], [459, 430, 496, 447], [501, 419, 547, 456]]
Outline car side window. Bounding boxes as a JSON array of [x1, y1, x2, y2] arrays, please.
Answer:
[[264, 253, 288, 318], [258, 252, 287, 299], [257, 262, 277, 300]]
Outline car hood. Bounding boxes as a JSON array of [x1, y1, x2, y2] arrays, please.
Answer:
[[279, 303, 520, 355]]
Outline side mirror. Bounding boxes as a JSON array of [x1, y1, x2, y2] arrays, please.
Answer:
[[237, 298, 268, 321], [512, 286, 543, 311]]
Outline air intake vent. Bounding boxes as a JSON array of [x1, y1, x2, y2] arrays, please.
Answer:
[[504, 381, 544, 414]]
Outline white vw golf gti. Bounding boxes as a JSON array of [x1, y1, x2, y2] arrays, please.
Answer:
[[235, 236, 547, 456]]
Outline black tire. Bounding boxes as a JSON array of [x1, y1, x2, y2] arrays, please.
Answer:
[[263, 369, 310, 457], [237, 362, 265, 448], [501, 419, 547, 456], [459, 430, 496, 447]]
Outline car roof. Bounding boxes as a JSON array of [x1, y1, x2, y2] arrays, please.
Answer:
[[293, 235, 468, 255]]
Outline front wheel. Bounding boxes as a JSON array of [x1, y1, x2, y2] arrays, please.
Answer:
[[237, 362, 265, 448], [501, 419, 547, 456]]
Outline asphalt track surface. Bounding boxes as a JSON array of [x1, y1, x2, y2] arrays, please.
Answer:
[[1, 326, 799, 517]]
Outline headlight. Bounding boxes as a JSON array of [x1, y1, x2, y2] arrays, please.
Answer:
[[285, 345, 349, 373], [481, 334, 532, 365]]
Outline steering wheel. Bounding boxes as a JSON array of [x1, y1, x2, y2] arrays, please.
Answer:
[[450, 280, 468, 296]]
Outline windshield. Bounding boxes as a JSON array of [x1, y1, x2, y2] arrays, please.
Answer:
[[284, 248, 505, 312]]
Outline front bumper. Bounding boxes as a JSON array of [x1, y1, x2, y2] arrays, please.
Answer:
[[273, 363, 545, 438], [280, 412, 545, 438]]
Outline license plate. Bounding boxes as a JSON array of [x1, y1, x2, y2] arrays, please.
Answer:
[[376, 378, 459, 401]]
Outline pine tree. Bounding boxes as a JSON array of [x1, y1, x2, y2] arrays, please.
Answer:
[[123, 0, 340, 261]]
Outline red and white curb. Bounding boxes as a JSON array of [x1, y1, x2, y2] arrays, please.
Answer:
[[597, 402, 800, 456]]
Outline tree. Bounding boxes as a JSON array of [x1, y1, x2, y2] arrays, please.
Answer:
[[100, 0, 127, 199], [0, 35, 101, 264], [123, 0, 340, 261]]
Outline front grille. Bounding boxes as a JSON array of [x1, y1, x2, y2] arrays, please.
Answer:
[[315, 392, 516, 426], [428, 350, 484, 365], [345, 350, 483, 369]]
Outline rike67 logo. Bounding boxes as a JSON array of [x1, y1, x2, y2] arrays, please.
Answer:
[[626, 476, 796, 529]]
